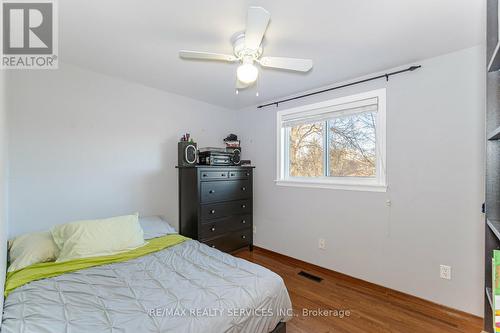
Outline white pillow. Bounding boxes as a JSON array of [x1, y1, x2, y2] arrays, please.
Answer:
[[51, 213, 146, 262], [8, 231, 59, 272], [139, 216, 176, 239]]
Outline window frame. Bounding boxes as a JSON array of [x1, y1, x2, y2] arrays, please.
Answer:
[[276, 89, 387, 192]]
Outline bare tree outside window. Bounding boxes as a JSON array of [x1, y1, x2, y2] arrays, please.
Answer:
[[287, 112, 376, 179], [288, 122, 324, 177], [328, 112, 376, 177], [279, 90, 385, 189]]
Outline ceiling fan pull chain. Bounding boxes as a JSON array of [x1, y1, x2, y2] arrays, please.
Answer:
[[256, 74, 260, 97]]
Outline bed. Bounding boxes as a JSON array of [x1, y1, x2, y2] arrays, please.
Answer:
[[1, 237, 292, 333]]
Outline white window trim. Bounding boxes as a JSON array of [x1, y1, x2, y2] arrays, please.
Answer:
[[275, 88, 387, 192]]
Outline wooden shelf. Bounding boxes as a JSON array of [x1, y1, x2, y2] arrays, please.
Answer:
[[489, 41, 500, 72], [487, 287, 494, 311], [488, 126, 500, 140], [487, 219, 500, 242]]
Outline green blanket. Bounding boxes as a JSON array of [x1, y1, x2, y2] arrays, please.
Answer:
[[5, 234, 188, 297]]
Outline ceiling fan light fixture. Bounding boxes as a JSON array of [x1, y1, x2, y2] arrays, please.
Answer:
[[178, 7, 313, 91], [237, 62, 258, 84]]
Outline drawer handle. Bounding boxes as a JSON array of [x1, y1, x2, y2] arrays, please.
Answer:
[[241, 204, 246, 208], [221, 173, 225, 176], [210, 209, 216, 214], [211, 227, 216, 232], [230, 173, 235, 176], [241, 187, 246, 191], [203, 174, 207, 177], [241, 220, 246, 224], [209, 190, 215, 194], [242, 235, 246, 239]]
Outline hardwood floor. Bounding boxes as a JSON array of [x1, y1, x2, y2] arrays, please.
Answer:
[[235, 247, 482, 333]]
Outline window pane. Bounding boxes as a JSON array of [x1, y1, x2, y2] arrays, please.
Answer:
[[288, 122, 324, 177], [328, 112, 376, 177]]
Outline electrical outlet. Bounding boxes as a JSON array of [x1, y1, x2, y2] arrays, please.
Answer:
[[253, 226, 256, 234], [440, 265, 451, 280], [318, 238, 326, 250]]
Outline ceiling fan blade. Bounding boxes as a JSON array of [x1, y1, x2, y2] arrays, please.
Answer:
[[259, 57, 313, 72], [179, 50, 237, 62], [244, 7, 271, 50]]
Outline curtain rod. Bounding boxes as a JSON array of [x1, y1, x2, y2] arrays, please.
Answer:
[[256, 65, 422, 109]]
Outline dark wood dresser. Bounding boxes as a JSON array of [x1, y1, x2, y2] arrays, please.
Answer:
[[177, 165, 255, 252]]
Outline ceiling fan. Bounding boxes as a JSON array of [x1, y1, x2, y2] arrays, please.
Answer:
[[179, 6, 313, 90]]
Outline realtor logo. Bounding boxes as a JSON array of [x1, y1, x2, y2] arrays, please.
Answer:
[[1, 0, 58, 69]]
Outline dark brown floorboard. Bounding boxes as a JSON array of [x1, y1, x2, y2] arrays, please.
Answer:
[[235, 246, 483, 333]]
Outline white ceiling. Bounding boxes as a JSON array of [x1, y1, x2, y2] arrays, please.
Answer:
[[60, 0, 485, 109]]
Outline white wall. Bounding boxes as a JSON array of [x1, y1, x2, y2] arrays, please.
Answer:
[[4, 46, 485, 316], [6, 63, 236, 237], [235, 46, 485, 316], [0, 71, 9, 323]]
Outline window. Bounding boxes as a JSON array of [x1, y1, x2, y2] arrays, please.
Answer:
[[276, 89, 386, 191]]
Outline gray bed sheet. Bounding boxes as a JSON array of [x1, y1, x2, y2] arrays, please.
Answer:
[[1, 240, 292, 333]]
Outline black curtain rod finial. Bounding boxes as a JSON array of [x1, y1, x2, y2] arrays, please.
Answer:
[[257, 65, 422, 109]]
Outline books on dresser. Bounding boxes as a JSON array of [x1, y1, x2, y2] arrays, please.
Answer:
[[177, 165, 254, 252]]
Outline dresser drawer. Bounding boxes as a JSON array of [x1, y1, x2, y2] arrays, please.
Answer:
[[199, 170, 229, 181], [201, 228, 252, 252], [201, 200, 251, 220], [228, 170, 252, 180], [200, 180, 251, 203], [199, 215, 252, 238]]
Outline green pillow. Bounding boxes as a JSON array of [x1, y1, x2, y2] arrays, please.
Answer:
[[51, 213, 146, 262]]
